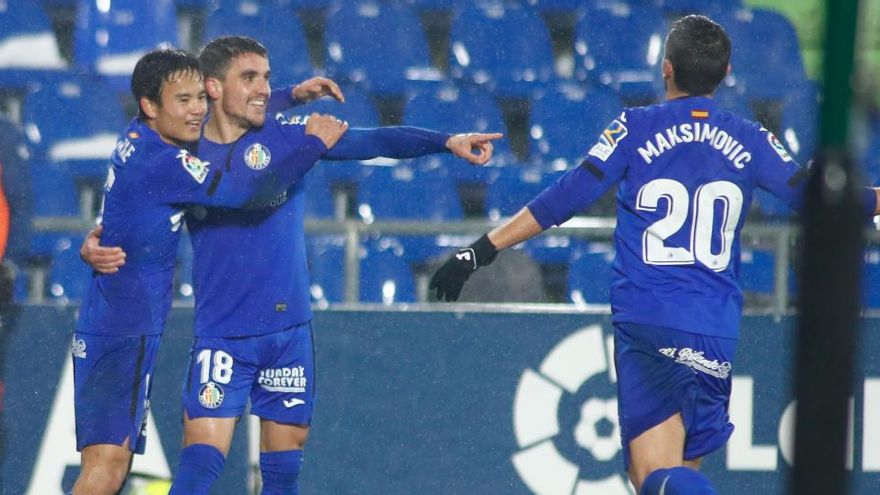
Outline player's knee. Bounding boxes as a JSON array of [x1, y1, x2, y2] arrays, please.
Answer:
[[638, 466, 717, 495], [259, 449, 303, 495], [74, 464, 129, 495]]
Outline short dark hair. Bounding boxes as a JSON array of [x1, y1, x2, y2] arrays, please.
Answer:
[[131, 49, 202, 119], [665, 15, 731, 96], [198, 36, 269, 80]]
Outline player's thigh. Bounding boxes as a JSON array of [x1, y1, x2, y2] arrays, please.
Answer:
[[261, 419, 310, 452], [73, 333, 160, 454], [627, 412, 687, 486], [249, 322, 316, 427]]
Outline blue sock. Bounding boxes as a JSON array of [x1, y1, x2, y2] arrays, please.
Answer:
[[639, 467, 718, 495], [260, 450, 303, 495], [169, 444, 226, 495]]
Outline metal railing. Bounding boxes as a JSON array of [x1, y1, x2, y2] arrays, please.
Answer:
[[31, 214, 813, 318]]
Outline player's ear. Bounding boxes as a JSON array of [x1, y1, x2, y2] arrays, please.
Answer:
[[205, 77, 222, 100], [140, 97, 159, 119], [662, 59, 674, 80]]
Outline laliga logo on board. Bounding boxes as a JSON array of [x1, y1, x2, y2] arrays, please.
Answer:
[[511, 325, 633, 495]]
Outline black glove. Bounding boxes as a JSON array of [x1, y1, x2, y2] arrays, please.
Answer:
[[429, 234, 498, 302]]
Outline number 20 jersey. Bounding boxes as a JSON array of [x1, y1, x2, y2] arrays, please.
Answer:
[[528, 96, 806, 339]]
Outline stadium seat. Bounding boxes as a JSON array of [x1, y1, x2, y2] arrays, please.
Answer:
[[0, 2, 68, 89], [716, 7, 806, 101], [779, 80, 820, 163], [639, 0, 742, 16], [46, 235, 90, 303], [448, 2, 555, 96], [404, 84, 514, 169], [567, 242, 614, 305], [302, 165, 339, 219], [22, 76, 125, 181], [74, 0, 178, 90], [359, 236, 416, 304], [485, 165, 564, 221], [307, 234, 346, 304], [739, 247, 775, 296], [324, 2, 440, 95], [357, 161, 462, 262], [204, 0, 314, 85], [574, 3, 666, 102], [524, 234, 588, 265], [529, 83, 623, 170]]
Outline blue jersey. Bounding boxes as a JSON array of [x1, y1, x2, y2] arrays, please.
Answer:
[[77, 118, 327, 336], [188, 115, 451, 338], [529, 96, 806, 339]]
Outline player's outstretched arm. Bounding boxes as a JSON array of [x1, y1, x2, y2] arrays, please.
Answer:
[[446, 133, 504, 165], [430, 207, 544, 301], [80, 225, 126, 274]]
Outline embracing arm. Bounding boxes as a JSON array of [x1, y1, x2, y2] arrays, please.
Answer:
[[324, 126, 503, 165]]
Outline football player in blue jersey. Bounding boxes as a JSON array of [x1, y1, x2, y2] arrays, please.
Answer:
[[162, 36, 501, 495], [430, 15, 880, 495], [71, 49, 349, 495]]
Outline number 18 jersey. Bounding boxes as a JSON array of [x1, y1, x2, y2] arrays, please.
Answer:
[[528, 96, 806, 339]]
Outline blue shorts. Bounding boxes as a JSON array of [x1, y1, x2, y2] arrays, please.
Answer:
[[183, 321, 316, 425], [614, 322, 736, 468], [72, 333, 160, 454]]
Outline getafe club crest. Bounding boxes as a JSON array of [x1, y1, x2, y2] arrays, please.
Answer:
[[198, 382, 225, 409], [244, 143, 272, 170]]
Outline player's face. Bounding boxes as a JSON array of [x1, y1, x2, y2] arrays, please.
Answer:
[[153, 70, 207, 145], [218, 52, 271, 129]]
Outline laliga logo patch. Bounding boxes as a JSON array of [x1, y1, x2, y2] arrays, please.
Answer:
[[177, 150, 209, 184], [589, 119, 628, 162], [767, 132, 792, 163], [244, 143, 272, 170], [198, 382, 225, 409], [71, 336, 87, 359]]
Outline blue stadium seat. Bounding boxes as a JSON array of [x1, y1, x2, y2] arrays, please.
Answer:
[[357, 160, 462, 262], [74, 0, 178, 90], [404, 84, 513, 170], [22, 76, 125, 180], [739, 247, 775, 296], [359, 237, 416, 304], [204, 0, 314, 85], [0, 2, 68, 89], [779, 80, 819, 163], [567, 242, 614, 305], [448, 3, 555, 96], [574, 3, 666, 102], [716, 7, 806, 101], [324, 2, 440, 95], [307, 234, 346, 304], [639, 0, 742, 16], [485, 165, 563, 221], [523, 235, 588, 265], [529, 83, 623, 169], [714, 83, 754, 120], [46, 235, 90, 303]]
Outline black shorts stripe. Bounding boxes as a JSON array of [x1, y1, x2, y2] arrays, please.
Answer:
[[130, 336, 146, 420], [579, 158, 605, 180]]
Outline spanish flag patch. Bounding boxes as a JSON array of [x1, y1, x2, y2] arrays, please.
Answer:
[[127, 131, 140, 139], [691, 110, 709, 119]]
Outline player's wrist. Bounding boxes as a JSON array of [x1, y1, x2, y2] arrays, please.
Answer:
[[470, 234, 498, 267]]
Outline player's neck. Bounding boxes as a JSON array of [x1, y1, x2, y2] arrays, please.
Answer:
[[203, 109, 248, 144], [665, 87, 692, 100]]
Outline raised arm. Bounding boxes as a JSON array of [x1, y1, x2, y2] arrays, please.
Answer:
[[267, 77, 345, 114]]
